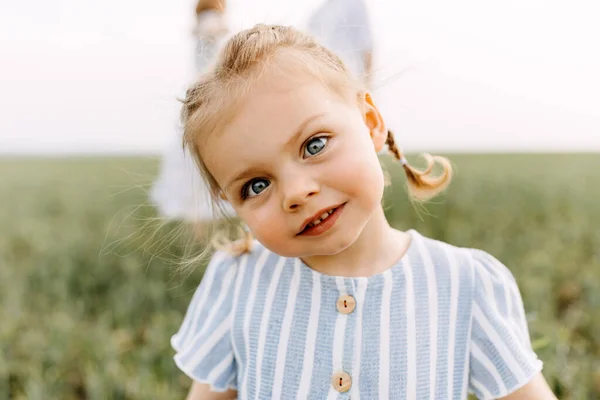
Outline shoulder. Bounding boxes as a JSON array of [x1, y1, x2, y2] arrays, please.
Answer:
[[412, 233, 531, 338], [408, 230, 516, 293], [466, 247, 519, 290], [408, 230, 473, 276]]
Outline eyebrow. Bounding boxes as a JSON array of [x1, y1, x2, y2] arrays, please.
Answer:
[[224, 112, 326, 194], [284, 112, 326, 149]]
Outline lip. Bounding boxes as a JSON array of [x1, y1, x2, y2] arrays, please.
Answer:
[[297, 203, 346, 237]]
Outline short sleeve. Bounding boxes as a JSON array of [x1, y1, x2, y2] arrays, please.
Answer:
[[468, 250, 543, 399], [171, 251, 239, 392]]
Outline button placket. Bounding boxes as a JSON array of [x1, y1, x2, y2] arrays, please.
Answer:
[[331, 279, 356, 394]]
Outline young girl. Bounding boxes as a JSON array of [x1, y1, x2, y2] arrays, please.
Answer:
[[170, 25, 556, 399]]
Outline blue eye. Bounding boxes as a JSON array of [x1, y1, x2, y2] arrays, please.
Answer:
[[243, 178, 270, 199], [304, 137, 328, 158]]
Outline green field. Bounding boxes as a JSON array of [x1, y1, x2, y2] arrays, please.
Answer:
[[1, 154, 599, 399]]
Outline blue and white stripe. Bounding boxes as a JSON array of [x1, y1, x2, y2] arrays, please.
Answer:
[[172, 230, 543, 399]]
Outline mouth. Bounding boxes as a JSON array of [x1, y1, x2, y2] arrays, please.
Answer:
[[297, 203, 346, 237]]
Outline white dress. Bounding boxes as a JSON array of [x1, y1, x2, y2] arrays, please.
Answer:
[[307, 0, 374, 81], [150, 11, 234, 222], [193, 10, 229, 72]]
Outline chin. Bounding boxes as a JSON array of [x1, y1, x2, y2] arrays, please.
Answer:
[[261, 242, 298, 258], [315, 229, 361, 256], [271, 236, 355, 258]]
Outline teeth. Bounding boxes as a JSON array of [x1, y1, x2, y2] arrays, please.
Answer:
[[307, 208, 336, 228]]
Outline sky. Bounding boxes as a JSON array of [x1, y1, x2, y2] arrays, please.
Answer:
[[0, 0, 599, 154]]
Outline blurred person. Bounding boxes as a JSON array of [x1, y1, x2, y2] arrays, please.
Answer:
[[193, 0, 229, 71], [307, 0, 374, 89], [170, 25, 556, 399], [150, 0, 234, 227]]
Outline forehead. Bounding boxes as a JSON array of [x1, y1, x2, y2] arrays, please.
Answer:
[[200, 70, 355, 185]]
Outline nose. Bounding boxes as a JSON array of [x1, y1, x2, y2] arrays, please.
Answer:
[[281, 174, 320, 212]]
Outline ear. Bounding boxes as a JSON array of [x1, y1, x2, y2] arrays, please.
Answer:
[[361, 92, 387, 152]]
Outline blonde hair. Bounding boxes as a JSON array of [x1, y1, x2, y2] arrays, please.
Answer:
[[180, 24, 452, 255]]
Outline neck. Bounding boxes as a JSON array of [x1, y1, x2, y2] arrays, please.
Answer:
[[301, 206, 410, 277]]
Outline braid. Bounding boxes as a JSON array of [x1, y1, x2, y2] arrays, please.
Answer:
[[385, 130, 403, 162], [385, 130, 453, 201]]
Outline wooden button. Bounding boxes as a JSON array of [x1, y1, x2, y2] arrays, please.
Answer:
[[336, 294, 356, 314], [331, 371, 352, 392]]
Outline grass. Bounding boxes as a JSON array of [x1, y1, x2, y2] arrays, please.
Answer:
[[0, 154, 599, 399]]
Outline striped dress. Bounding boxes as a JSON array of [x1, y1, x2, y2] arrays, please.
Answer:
[[171, 230, 543, 399]]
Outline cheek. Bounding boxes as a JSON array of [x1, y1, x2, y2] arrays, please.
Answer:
[[326, 138, 385, 200], [238, 203, 287, 244], [349, 160, 385, 201]]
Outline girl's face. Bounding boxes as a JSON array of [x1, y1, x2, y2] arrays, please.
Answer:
[[200, 68, 388, 258]]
